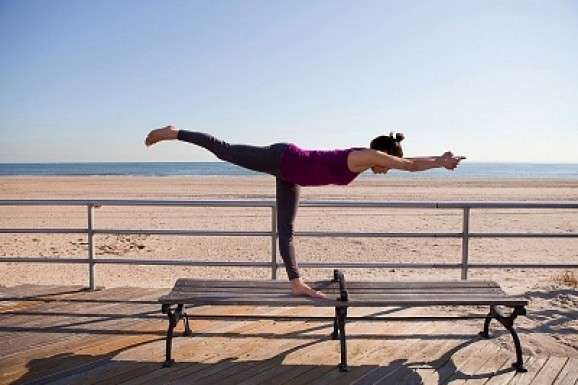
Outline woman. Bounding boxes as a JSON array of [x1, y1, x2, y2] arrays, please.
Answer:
[[145, 126, 465, 299]]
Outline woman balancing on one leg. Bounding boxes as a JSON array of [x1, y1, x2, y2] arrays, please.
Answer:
[[145, 126, 466, 299]]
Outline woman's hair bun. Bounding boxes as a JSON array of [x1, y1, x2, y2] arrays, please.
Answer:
[[370, 131, 404, 157]]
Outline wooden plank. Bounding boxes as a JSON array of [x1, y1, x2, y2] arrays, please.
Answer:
[[0, 285, 87, 315], [124, 306, 339, 385], [491, 356, 548, 385], [421, 340, 505, 385], [274, 319, 438, 385], [334, 324, 460, 385], [402, 339, 470, 385], [530, 356, 568, 385], [0, 288, 163, 356], [0, 285, 86, 300], [294, 313, 481, 385], [0, 286, 107, 323], [381, 340, 501, 385], [0, 287, 152, 355], [0, 290, 166, 384], [169, 306, 343, 385], [90, 304, 332, 385], [552, 357, 578, 385], [0, 288, 163, 363], [253, 320, 438, 385], [0, 286, 156, 328], [370, 338, 459, 385], [7, 319, 167, 385], [439, 342, 503, 385], [482, 354, 528, 385], [5, 303, 281, 385], [457, 350, 511, 384], [44, 305, 300, 385], [220, 308, 428, 385]]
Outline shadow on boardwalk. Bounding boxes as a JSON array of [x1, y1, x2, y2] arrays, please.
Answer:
[[11, 335, 515, 385]]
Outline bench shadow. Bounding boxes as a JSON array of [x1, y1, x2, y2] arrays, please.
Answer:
[[11, 332, 513, 385]]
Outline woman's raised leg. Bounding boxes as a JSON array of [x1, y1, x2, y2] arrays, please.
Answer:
[[146, 126, 285, 176]]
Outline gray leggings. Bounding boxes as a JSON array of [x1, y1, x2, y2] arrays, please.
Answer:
[[177, 130, 301, 280]]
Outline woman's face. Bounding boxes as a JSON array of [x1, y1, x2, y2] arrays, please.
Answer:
[[371, 166, 390, 174]]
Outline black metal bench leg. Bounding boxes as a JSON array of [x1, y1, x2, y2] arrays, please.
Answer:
[[183, 313, 192, 337], [479, 306, 494, 338], [508, 324, 526, 373], [161, 303, 187, 368], [492, 305, 527, 373], [163, 308, 176, 367], [332, 307, 339, 340], [337, 307, 349, 372]]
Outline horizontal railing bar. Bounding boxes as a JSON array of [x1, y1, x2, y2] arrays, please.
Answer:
[[468, 263, 578, 269], [469, 232, 578, 238], [89, 259, 272, 267], [0, 228, 87, 234], [0, 199, 275, 207], [290, 262, 578, 269], [435, 201, 578, 209], [0, 258, 89, 264], [93, 229, 461, 238], [297, 262, 463, 268], [93, 229, 272, 237], [295, 231, 462, 238], [0, 257, 270, 267], [2, 258, 577, 270], [1, 199, 578, 209], [301, 201, 439, 208], [1, 228, 576, 239]]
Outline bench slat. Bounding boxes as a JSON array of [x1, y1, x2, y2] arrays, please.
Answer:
[[172, 288, 505, 296], [169, 287, 507, 296], [160, 279, 527, 308], [160, 292, 519, 301], [159, 295, 527, 307], [173, 279, 500, 290]]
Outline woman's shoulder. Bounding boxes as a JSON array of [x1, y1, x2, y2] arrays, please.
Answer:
[[347, 148, 374, 172]]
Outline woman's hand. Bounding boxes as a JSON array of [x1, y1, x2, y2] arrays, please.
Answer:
[[440, 152, 466, 170], [145, 125, 179, 146]]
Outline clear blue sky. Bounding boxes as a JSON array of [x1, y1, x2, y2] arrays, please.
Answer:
[[1, 0, 577, 163]]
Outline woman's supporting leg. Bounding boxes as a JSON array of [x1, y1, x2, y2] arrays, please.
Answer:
[[177, 130, 286, 176], [276, 178, 301, 280], [276, 178, 327, 298]]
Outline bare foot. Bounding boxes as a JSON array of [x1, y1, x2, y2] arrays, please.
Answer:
[[290, 278, 328, 299], [145, 125, 178, 147]]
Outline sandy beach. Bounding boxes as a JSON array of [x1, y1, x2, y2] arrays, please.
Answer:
[[1, 176, 578, 355]]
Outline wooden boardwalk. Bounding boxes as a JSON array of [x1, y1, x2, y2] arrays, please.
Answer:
[[0, 285, 576, 385]]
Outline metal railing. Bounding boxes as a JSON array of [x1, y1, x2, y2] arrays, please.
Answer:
[[1, 199, 577, 290]]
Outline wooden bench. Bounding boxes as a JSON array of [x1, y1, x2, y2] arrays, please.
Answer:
[[159, 270, 529, 372]]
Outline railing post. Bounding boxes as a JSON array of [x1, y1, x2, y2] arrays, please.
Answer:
[[461, 207, 470, 280], [87, 204, 96, 290], [271, 205, 278, 280]]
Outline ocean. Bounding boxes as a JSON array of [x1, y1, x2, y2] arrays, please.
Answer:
[[0, 162, 577, 179]]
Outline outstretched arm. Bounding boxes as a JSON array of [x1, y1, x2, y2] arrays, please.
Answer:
[[402, 152, 465, 171], [348, 149, 465, 173]]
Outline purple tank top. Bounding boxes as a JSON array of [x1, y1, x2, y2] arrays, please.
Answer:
[[280, 144, 359, 186]]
